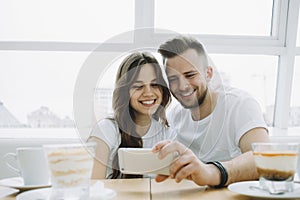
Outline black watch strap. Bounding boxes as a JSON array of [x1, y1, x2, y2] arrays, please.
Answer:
[[206, 161, 228, 188]]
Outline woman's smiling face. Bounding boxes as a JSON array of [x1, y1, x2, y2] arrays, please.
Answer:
[[129, 63, 163, 117]]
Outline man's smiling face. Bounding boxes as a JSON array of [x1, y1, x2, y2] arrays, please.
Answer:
[[166, 49, 209, 109]]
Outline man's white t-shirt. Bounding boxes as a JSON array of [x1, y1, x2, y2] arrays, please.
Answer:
[[167, 87, 268, 162], [90, 118, 176, 178]]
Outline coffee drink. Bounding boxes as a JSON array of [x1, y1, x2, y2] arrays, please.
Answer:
[[253, 152, 297, 181], [252, 143, 299, 193]]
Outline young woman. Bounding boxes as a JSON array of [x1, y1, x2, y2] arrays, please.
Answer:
[[88, 52, 176, 179]]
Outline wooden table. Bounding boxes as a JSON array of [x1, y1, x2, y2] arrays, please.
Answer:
[[151, 179, 244, 200], [1, 178, 296, 200], [104, 178, 150, 200]]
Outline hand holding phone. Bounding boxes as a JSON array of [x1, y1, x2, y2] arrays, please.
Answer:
[[118, 148, 176, 175]]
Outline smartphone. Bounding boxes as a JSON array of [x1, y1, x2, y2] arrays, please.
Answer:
[[118, 148, 176, 175]]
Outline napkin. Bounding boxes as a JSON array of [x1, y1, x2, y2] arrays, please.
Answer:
[[89, 181, 106, 199]]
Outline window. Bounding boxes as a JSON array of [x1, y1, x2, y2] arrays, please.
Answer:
[[155, 0, 273, 36], [296, 6, 300, 46], [211, 54, 277, 126], [0, 51, 87, 128], [290, 57, 300, 127], [0, 0, 134, 42]]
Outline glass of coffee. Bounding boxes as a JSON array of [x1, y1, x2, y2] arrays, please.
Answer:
[[252, 143, 299, 194]]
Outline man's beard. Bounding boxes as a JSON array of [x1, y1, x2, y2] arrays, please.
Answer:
[[177, 87, 208, 109]]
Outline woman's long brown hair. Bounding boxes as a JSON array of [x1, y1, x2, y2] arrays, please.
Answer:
[[109, 52, 171, 178]]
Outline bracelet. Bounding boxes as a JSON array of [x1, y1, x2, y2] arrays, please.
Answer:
[[206, 161, 228, 188]]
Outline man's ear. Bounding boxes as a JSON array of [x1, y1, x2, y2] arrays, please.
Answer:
[[206, 66, 213, 81]]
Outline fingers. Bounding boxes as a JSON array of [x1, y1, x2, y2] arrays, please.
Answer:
[[169, 151, 194, 181], [153, 141, 201, 184], [172, 162, 195, 183], [155, 175, 169, 182], [152, 140, 172, 153], [157, 141, 188, 159]]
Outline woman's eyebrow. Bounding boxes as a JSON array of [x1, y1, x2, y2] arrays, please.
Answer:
[[134, 78, 157, 83]]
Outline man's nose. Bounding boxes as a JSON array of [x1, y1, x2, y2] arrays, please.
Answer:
[[178, 77, 189, 91]]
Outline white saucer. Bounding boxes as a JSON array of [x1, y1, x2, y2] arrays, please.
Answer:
[[228, 181, 300, 199], [16, 187, 117, 200], [16, 188, 50, 200], [0, 177, 51, 191]]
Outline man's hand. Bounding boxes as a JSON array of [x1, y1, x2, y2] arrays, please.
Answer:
[[152, 140, 221, 186]]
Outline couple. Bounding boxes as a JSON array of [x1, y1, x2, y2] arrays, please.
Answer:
[[88, 35, 269, 188]]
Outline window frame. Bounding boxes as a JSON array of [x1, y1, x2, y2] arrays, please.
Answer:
[[0, 0, 299, 137]]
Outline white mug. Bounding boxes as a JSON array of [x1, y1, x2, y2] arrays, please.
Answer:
[[4, 147, 50, 186]]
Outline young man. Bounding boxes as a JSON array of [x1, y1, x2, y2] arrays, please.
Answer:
[[152, 35, 269, 188]]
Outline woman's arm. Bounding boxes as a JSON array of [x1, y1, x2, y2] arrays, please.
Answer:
[[87, 136, 110, 179]]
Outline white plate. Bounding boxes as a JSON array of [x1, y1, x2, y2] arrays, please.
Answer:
[[228, 181, 300, 199], [0, 177, 51, 191], [0, 186, 19, 198], [16, 187, 117, 200]]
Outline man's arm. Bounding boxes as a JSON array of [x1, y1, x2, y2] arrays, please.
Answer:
[[223, 127, 269, 184], [239, 127, 269, 153], [153, 128, 269, 187]]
